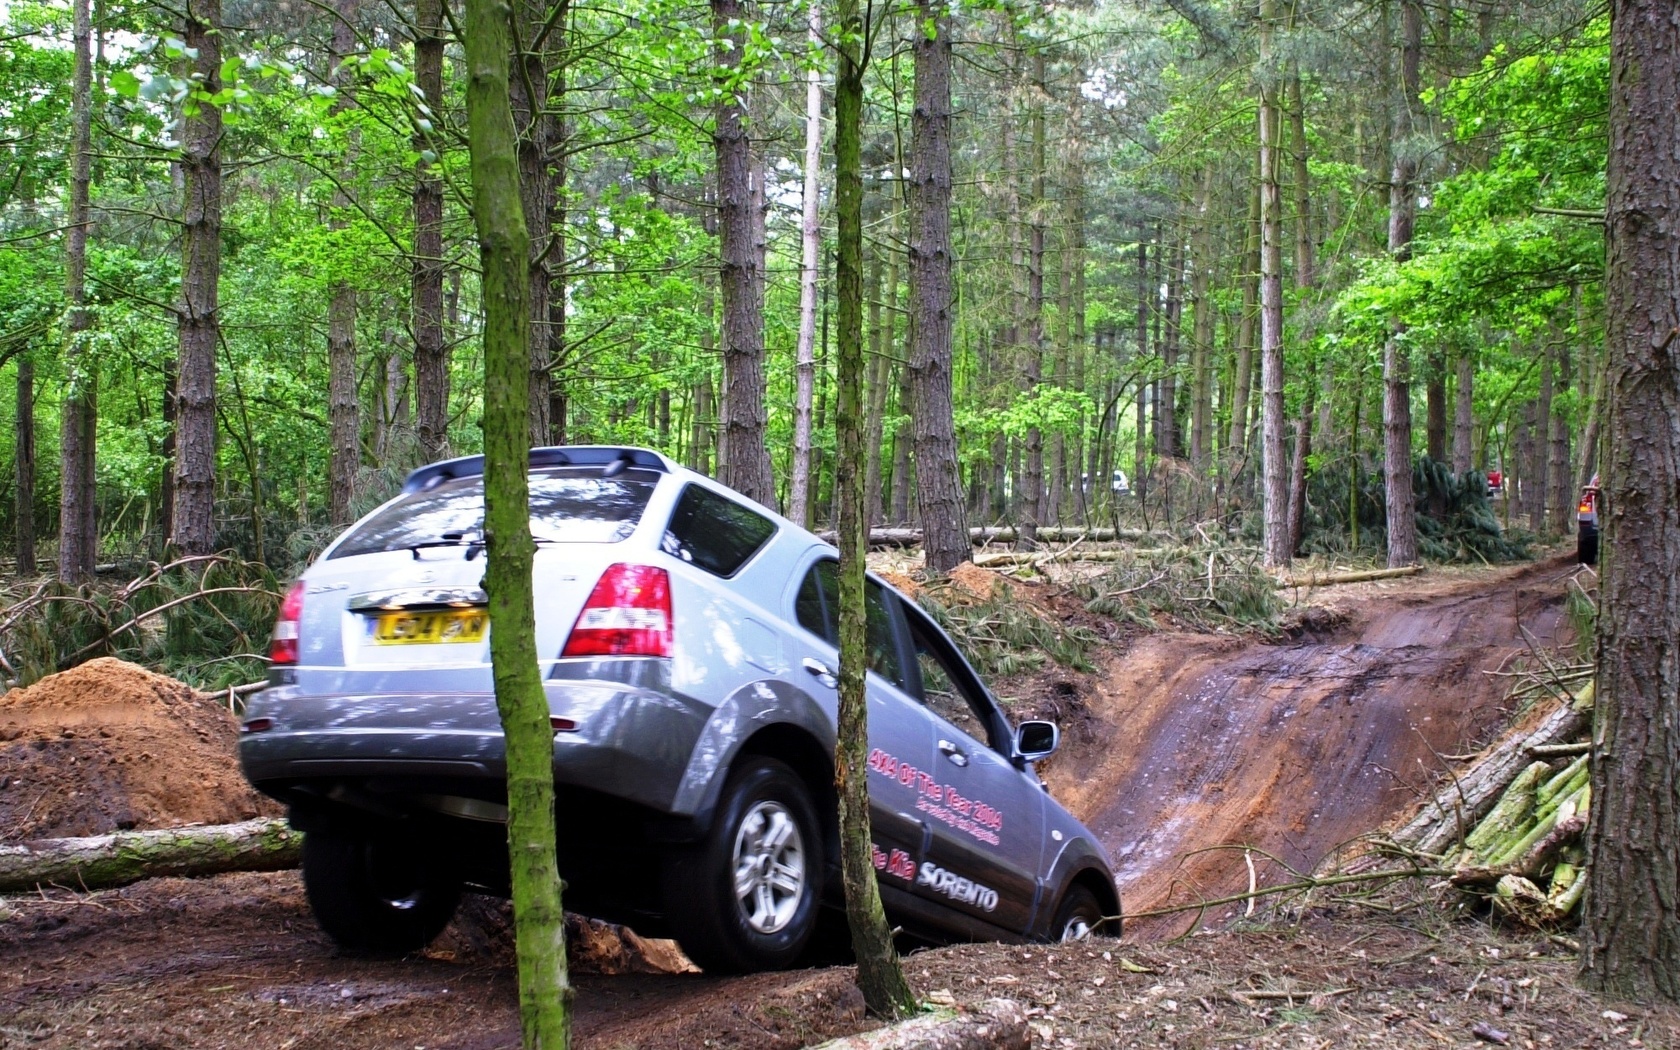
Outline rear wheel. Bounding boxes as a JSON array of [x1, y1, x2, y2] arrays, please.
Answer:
[[664, 757, 823, 973], [1052, 884, 1109, 942], [1578, 524, 1599, 566], [302, 829, 462, 955]]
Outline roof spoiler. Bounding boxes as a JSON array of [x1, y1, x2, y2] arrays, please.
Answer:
[[399, 446, 673, 495]]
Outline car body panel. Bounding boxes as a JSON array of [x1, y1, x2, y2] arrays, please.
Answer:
[[241, 445, 1118, 948]]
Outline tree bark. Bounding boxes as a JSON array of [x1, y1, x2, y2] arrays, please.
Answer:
[[60, 0, 97, 582], [463, 0, 571, 1037], [833, 0, 916, 1016], [1531, 348, 1553, 533], [1229, 181, 1259, 464], [15, 358, 34, 575], [1133, 235, 1150, 504], [1159, 238, 1181, 461], [1283, 70, 1316, 554], [1018, 49, 1047, 548], [1189, 167, 1213, 471], [172, 0, 222, 556], [510, 0, 554, 446], [1257, 2, 1288, 567], [1580, 0, 1680, 1002], [327, 0, 361, 525], [1380, 0, 1422, 568], [788, 4, 822, 529], [1452, 353, 1474, 473], [907, 0, 967, 574], [713, 0, 774, 508], [0, 818, 301, 894], [1549, 328, 1573, 534], [412, 0, 449, 461]]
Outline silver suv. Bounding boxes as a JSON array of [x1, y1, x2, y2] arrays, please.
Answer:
[[240, 446, 1119, 972]]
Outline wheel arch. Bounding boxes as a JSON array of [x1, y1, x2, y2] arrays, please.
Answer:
[[1067, 866, 1122, 937]]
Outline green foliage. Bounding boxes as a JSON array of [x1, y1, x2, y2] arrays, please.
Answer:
[[1078, 545, 1282, 634], [0, 556, 282, 690], [915, 581, 1098, 678]]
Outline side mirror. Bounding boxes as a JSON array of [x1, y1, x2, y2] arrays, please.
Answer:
[[1014, 720, 1060, 763]]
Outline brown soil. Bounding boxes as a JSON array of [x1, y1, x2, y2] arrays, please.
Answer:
[[0, 658, 279, 840], [5, 557, 1645, 1050], [1047, 555, 1576, 939]]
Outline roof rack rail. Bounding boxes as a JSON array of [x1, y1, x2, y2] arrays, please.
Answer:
[[400, 446, 673, 495]]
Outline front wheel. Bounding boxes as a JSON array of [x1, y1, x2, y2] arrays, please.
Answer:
[[302, 829, 462, 955], [1052, 884, 1114, 942], [663, 757, 823, 973]]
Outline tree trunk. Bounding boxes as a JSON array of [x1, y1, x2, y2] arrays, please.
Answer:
[[1159, 238, 1181, 460], [60, 0, 97, 582], [15, 358, 34, 575], [864, 242, 892, 526], [464, 0, 572, 1037], [1531, 349, 1553, 533], [1452, 353, 1474, 473], [1229, 182, 1259, 462], [412, 0, 449, 461], [1550, 324, 1573, 534], [1283, 68, 1317, 554], [1258, 1, 1288, 568], [0, 818, 301, 894], [1381, 0, 1422, 568], [907, 0, 966, 573], [1580, 0, 1680, 1002], [788, 3, 822, 529], [510, 0, 554, 446], [1189, 167, 1213, 471], [714, 0, 774, 508], [832, 0, 916, 1015], [1018, 49, 1047, 548], [1134, 236, 1150, 504], [327, 0, 361, 525], [889, 360, 912, 525], [172, 0, 222, 556]]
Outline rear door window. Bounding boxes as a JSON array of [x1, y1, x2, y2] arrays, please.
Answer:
[[661, 484, 776, 578], [329, 469, 656, 559], [793, 558, 908, 690]]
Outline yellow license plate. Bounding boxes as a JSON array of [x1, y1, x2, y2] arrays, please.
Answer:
[[372, 608, 488, 645]]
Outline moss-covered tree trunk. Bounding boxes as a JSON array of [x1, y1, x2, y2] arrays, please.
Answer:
[[463, 0, 571, 1042], [1580, 0, 1680, 1003], [833, 0, 916, 1019], [411, 0, 448, 461]]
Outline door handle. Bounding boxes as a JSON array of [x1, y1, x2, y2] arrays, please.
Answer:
[[802, 657, 837, 689], [938, 739, 969, 767]]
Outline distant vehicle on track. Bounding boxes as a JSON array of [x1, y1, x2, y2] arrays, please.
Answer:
[[240, 446, 1120, 972]]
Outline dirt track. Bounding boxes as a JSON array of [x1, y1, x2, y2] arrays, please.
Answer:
[[1048, 555, 1574, 938], [0, 558, 1579, 1048]]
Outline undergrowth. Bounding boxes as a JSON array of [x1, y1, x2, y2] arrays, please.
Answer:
[[915, 582, 1099, 678], [0, 555, 281, 690], [1298, 457, 1531, 564], [1075, 544, 1282, 634]]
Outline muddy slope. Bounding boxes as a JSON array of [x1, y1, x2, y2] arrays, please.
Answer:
[[1049, 557, 1574, 939]]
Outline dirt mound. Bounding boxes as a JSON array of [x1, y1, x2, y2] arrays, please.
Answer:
[[0, 658, 277, 840]]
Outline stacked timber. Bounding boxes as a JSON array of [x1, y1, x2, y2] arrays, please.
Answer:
[[1386, 681, 1595, 927]]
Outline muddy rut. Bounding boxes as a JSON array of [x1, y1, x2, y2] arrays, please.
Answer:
[[1048, 556, 1574, 939]]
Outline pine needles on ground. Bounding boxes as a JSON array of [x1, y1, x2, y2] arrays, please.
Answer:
[[914, 581, 1099, 678], [1075, 544, 1282, 633], [0, 555, 281, 690]]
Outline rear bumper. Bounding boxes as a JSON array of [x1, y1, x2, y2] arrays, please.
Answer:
[[239, 671, 711, 817]]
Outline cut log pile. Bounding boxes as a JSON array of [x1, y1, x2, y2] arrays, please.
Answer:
[[1385, 681, 1595, 927]]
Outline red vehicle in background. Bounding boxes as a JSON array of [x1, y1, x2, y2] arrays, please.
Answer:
[[1486, 470, 1503, 498], [1578, 474, 1601, 566]]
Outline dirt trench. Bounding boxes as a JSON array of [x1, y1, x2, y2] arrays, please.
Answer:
[[1047, 555, 1575, 939]]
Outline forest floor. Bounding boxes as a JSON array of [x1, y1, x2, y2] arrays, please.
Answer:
[[8, 553, 1671, 1050]]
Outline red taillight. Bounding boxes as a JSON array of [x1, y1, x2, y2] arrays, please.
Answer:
[[270, 581, 305, 666], [561, 564, 672, 658]]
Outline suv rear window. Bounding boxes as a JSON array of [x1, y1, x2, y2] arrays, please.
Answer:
[[661, 484, 775, 577], [328, 468, 657, 559]]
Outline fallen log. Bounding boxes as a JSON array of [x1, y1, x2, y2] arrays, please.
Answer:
[[1527, 742, 1590, 758], [971, 547, 1189, 569], [807, 999, 1028, 1050], [1389, 683, 1594, 857], [0, 818, 300, 894], [816, 526, 1167, 548], [1276, 566, 1423, 589]]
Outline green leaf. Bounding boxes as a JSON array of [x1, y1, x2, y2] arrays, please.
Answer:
[[110, 68, 140, 97]]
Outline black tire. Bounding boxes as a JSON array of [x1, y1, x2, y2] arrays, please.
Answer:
[[1052, 883, 1111, 942], [664, 757, 823, 973], [1578, 525, 1599, 566], [302, 828, 462, 955]]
